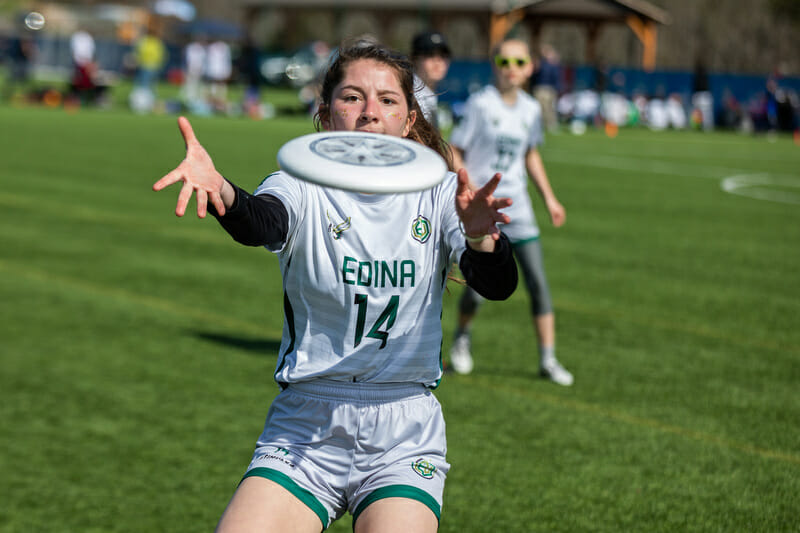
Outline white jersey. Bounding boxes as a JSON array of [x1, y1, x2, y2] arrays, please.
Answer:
[[450, 85, 544, 242], [255, 171, 466, 388]]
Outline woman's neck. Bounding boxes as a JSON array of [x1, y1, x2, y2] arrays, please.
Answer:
[[496, 84, 520, 106]]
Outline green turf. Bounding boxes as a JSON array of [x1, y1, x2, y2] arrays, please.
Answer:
[[1, 105, 798, 532]]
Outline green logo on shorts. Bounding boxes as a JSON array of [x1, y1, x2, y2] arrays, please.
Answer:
[[411, 215, 431, 244], [412, 458, 436, 479]]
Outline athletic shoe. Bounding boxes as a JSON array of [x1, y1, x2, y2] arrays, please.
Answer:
[[449, 334, 474, 375], [540, 359, 574, 386]]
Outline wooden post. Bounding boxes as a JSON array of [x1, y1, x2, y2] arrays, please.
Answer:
[[584, 21, 602, 66], [489, 7, 526, 53], [626, 15, 658, 71]]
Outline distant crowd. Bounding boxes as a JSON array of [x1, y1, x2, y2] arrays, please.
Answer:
[[1, 26, 798, 134]]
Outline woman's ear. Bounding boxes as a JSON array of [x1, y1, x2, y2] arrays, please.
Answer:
[[403, 109, 417, 137], [318, 104, 331, 131]]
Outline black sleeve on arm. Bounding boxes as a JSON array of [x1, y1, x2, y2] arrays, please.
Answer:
[[208, 181, 289, 248], [459, 233, 518, 300]]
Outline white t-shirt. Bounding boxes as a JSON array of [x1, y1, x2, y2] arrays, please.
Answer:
[[184, 42, 206, 78], [254, 171, 465, 388], [70, 31, 95, 66], [205, 41, 231, 81], [450, 85, 544, 242]]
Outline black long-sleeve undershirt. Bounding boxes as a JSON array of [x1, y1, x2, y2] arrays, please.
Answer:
[[458, 233, 517, 300], [209, 182, 288, 249], [210, 183, 517, 301]]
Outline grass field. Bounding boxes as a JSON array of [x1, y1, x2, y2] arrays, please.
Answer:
[[1, 103, 798, 532]]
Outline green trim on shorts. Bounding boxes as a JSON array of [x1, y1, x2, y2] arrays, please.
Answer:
[[511, 235, 540, 247], [352, 484, 441, 525], [242, 467, 329, 529]]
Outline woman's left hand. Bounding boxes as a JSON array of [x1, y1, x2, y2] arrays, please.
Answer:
[[455, 168, 512, 245], [546, 197, 566, 227]]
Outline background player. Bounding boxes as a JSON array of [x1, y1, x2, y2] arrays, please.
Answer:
[[411, 31, 451, 127], [448, 37, 573, 386], [153, 41, 518, 532]]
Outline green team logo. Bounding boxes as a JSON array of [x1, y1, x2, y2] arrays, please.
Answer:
[[327, 210, 351, 240], [411, 215, 431, 244], [412, 458, 436, 479]]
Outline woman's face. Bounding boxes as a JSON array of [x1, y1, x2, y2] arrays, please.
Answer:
[[494, 40, 534, 91], [417, 54, 450, 86], [323, 59, 416, 138]]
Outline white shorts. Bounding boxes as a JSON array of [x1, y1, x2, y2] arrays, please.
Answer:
[[243, 380, 450, 529]]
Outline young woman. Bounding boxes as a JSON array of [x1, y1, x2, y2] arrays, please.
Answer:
[[448, 38, 573, 386], [153, 41, 518, 533]]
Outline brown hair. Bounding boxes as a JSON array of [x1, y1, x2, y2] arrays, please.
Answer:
[[313, 39, 453, 170]]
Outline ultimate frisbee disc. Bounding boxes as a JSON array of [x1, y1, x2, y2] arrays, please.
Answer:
[[277, 131, 448, 193]]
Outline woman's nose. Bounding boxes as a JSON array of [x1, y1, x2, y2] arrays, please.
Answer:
[[360, 98, 379, 120]]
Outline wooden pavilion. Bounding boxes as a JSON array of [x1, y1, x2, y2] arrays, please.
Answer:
[[240, 0, 670, 69]]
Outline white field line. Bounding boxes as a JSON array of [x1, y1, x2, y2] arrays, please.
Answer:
[[721, 173, 800, 205]]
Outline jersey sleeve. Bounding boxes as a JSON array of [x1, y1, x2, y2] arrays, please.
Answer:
[[438, 172, 467, 265], [254, 171, 307, 252]]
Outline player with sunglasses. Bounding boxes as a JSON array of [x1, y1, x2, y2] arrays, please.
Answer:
[[448, 37, 573, 386]]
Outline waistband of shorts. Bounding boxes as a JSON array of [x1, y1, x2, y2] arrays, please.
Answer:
[[286, 379, 429, 403]]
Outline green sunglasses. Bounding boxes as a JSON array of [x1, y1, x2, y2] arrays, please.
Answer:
[[494, 56, 531, 68]]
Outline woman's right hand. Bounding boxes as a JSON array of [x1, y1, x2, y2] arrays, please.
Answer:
[[454, 168, 512, 251], [152, 116, 228, 218]]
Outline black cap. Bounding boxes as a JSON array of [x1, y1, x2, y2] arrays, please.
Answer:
[[411, 31, 451, 58]]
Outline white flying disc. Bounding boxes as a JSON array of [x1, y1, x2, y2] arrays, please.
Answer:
[[277, 131, 448, 193]]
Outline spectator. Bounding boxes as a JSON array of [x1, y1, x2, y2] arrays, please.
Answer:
[[532, 43, 561, 132], [205, 39, 232, 113], [182, 36, 208, 113], [691, 59, 714, 131], [2, 31, 36, 102], [130, 23, 167, 113], [237, 37, 263, 119], [133, 23, 167, 94], [68, 29, 103, 106]]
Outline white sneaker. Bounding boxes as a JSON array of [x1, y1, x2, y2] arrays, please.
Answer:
[[450, 335, 474, 375], [540, 359, 574, 386]]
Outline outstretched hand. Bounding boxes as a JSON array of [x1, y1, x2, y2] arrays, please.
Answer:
[[152, 116, 227, 218], [454, 168, 512, 243]]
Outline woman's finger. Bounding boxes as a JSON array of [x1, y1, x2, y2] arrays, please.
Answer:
[[209, 191, 226, 217], [455, 168, 471, 195], [175, 181, 194, 217], [177, 116, 198, 147], [495, 212, 511, 225], [196, 188, 208, 218], [492, 197, 513, 210], [476, 173, 502, 198], [153, 166, 184, 191]]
